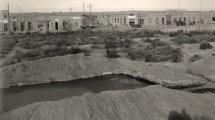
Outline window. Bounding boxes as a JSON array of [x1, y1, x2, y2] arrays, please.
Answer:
[[212, 17, 215, 22], [162, 17, 165, 25], [4, 23, 8, 31], [148, 18, 152, 23], [20, 22, 25, 31], [117, 18, 119, 23], [115, 18, 117, 23], [28, 22, 32, 31], [13, 21, 16, 31], [129, 13, 134, 16], [55, 22, 58, 30], [4, 14, 7, 18]]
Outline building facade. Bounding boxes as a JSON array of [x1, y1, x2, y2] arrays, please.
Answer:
[[1, 10, 215, 33]]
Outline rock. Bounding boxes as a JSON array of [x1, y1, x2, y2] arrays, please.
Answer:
[[0, 55, 206, 88], [1, 85, 215, 120]]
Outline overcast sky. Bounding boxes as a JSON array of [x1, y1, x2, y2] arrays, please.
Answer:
[[0, 0, 215, 13]]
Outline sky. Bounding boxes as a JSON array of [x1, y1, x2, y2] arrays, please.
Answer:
[[0, 0, 215, 13]]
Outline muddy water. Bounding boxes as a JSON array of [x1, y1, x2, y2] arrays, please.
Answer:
[[0, 74, 151, 113]]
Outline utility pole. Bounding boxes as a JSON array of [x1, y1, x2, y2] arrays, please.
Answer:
[[88, 4, 93, 26], [83, 3, 85, 13], [70, 8, 73, 14], [7, 3, 11, 33], [199, 0, 203, 31]]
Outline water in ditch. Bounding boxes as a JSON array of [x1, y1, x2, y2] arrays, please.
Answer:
[[0, 74, 152, 113]]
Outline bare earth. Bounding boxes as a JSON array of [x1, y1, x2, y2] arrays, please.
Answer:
[[1, 85, 215, 120]]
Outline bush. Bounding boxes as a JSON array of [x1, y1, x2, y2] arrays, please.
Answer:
[[171, 36, 197, 45], [13, 49, 43, 60], [169, 29, 183, 37], [171, 48, 183, 62], [104, 36, 123, 49], [0, 36, 17, 54], [189, 54, 202, 62], [104, 37, 118, 49], [199, 42, 213, 50], [44, 46, 88, 57], [25, 49, 43, 58], [19, 41, 42, 49], [127, 49, 145, 60], [106, 49, 119, 58]]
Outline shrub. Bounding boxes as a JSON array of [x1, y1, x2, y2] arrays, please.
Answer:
[[154, 41, 169, 47], [0, 36, 17, 54], [13, 49, 43, 60], [104, 37, 118, 49], [104, 36, 123, 49], [25, 49, 43, 58], [127, 49, 145, 60], [13, 50, 26, 60], [44, 46, 88, 57], [169, 30, 183, 37], [19, 41, 42, 49], [106, 49, 119, 58], [145, 53, 158, 62], [189, 54, 202, 62], [199, 42, 213, 50], [171, 48, 183, 62], [171, 36, 197, 45]]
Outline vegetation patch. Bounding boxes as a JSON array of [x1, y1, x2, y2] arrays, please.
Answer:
[[199, 42, 213, 50], [189, 54, 202, 62]]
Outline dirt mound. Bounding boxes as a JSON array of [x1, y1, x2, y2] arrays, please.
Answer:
[[1, 85, 215, 120], [0, 55, 206, 88]]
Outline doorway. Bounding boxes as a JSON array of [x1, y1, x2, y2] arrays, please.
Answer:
[[55, 22, 58, 30]]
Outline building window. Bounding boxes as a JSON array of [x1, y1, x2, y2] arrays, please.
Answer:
[[103, 15, 104, 17], [13, 21, 16, 31], [115, 18, 117, 23], [148, 18, 152, 23], [162, 17, 165, 25], [129, 13, 134, 16], [4, 23, 8, 31], [117, 18, 119, 23], [28, 22, 32, 31], [20, 22, 25, 31], [4, 14, 7, 18], [212, 17, 215, 22], [55, 22, 58, 30]]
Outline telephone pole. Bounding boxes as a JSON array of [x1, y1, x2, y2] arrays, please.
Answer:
[[83, 3, 85, 13], [88, 4, 93, 26], [7, 3, 11, 33], [199, 0, 203, 31], [70, 8, 73, 14]]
